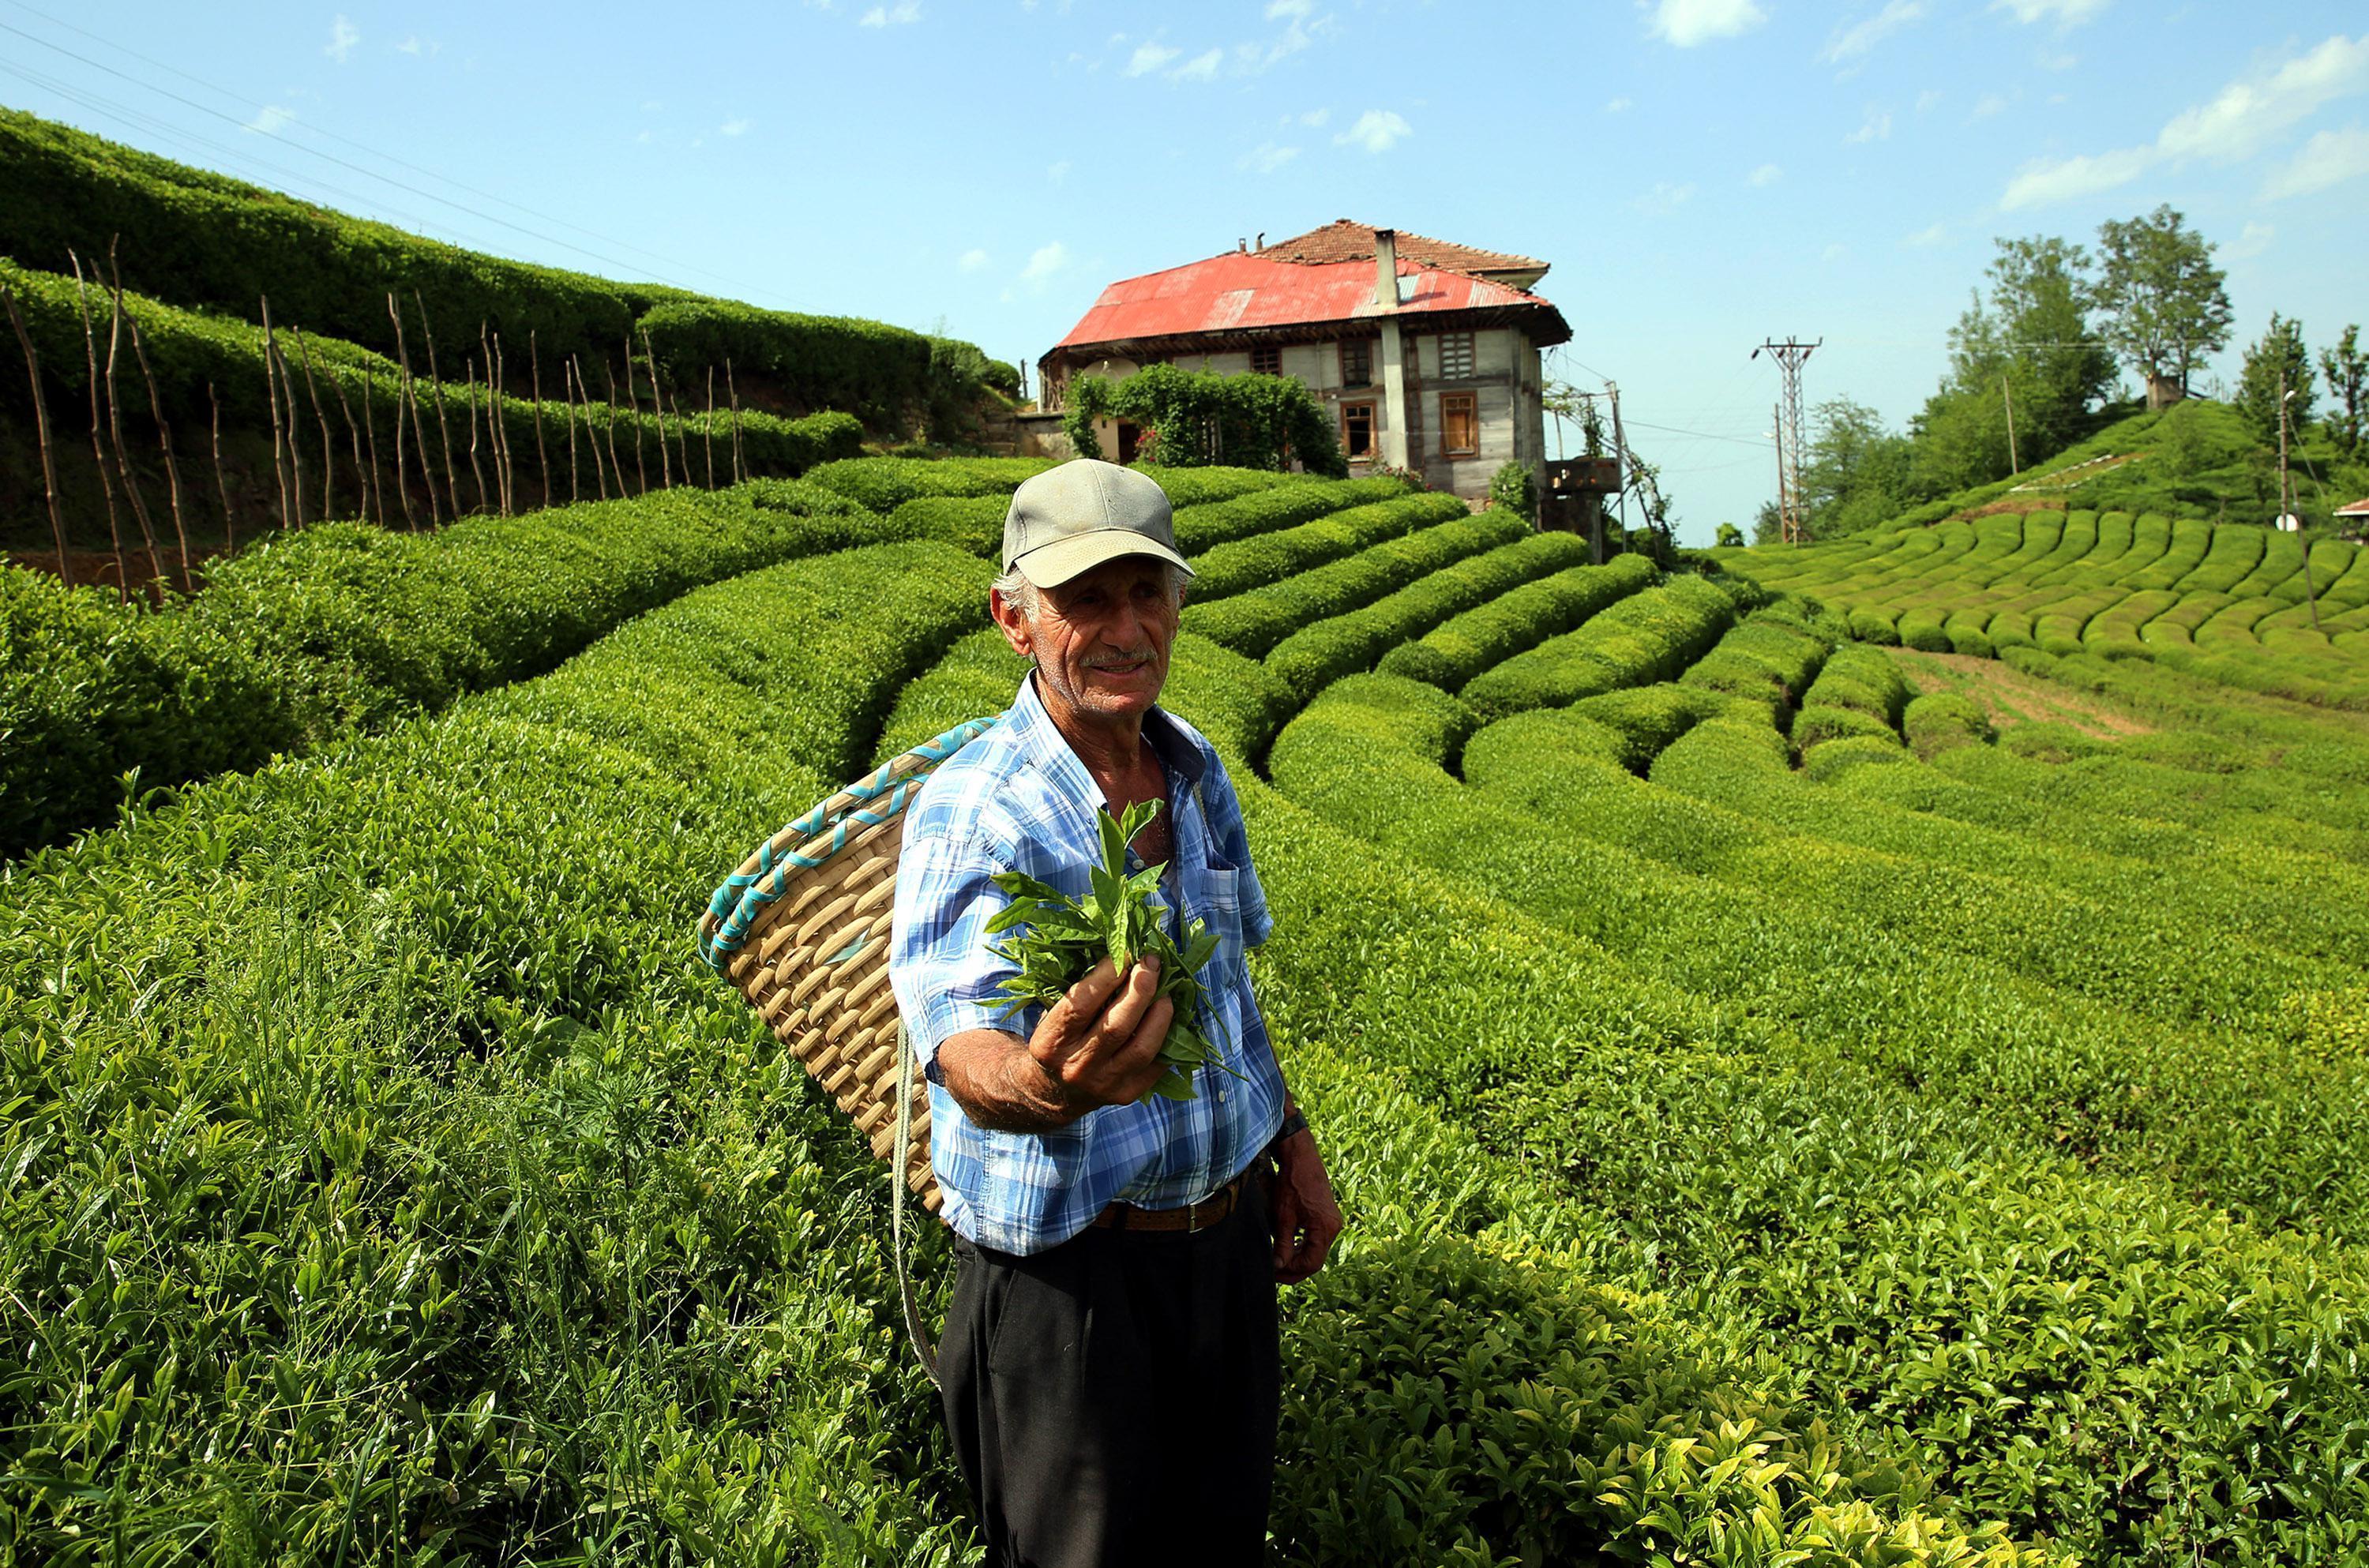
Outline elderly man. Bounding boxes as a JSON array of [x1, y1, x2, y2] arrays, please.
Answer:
[[888, 458, 1343, 1566]]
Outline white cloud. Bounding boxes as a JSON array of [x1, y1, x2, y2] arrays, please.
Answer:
[[1905, 221, 1948, 246], [396, 34, 438, 56], [2000, 144, 2152, 208], [1823, 1, 1925, 64], [860, 2, 922, 24], [2001, 32, 2369, 208], [1299, 107, 1330, 126], [1239, 141, 1301, 174], [325, 15, 359, 62], [959, 248, 990, 272], [1847, 106, 1893, 143], [1916, 88, 1943, 113], [1605, 96, 1633, 114], [2038, 50, 2077, 70], [1021, 242, 1069, 285], [1748, 162, 1782, 186], [1971, 92, 2008, 118], [1992, 0, 2107, 26], [1823, 242, 1849, 261], [1047, 159, 1071, 183], [635, 129, 652, 144], [1126, 40, 1181, 74], [1267, 0, 1312, 16], [244, 103, 296, 135], [1646, 0, 1766, 47], [1635, 180, 1696, 215], [1173, 47, 1222, 81], [720, 118, 752, 137], [2262, 122, 2369, 197], [2226, 221, 2275, 258], [1334, 108, 1411, 153], [2157, 34, 2369, 163]]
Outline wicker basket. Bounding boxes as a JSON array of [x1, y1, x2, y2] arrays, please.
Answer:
[[700, 716, 1000, 1214]]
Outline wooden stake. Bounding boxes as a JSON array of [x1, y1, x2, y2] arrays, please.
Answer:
[[126, 312, 194, 592], [362, 366, 386, 528], [623, 335, 647, 493], [293, 329, 336, 521], [704, 365, 717, 488], [102, 251, 165, 581], [726, 357, 746, 484], [385, 293, 426, 527], [322, 342, 367, 523], [640, 328, 673, 490], [666, 384, 693, 486], [601, 360, 627, 497], [260, 295, 295, 528], [531, 331, 550, 510], [482, 324, 509, 516], [563, 355, 586, 501], [464, 355, 488, 514], [208, 382, 235, 556], [272, 324, 308, 529], [495, 332, 516, 514], [2, 279, 71, 585], [68, 253, 127, 595], [414, 290, 461, 519]]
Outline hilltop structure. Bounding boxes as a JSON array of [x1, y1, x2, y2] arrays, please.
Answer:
[[1034, 221, 1570, 501]]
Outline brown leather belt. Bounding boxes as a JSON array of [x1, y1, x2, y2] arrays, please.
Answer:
[[1091, 1169, 1251, 1232]]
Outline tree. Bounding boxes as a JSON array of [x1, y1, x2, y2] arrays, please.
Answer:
[[1985, 234, 2116, 456], [1751, 499, 1784, 545], [1714, 522, 1744, 548], [2234, 313, 2315, 448], [1801, 396, 1916, 535], [2322, 324, 2365, 460], [2093, 205, 2232, 408]]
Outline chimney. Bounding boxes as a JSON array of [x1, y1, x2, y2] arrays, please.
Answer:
[[1373, 227, 1398, 309]]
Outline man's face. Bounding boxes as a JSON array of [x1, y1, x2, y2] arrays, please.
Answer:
[[992, 555, 1180, 728]]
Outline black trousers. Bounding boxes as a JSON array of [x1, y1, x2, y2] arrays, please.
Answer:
[[938, 1165, 1280, 1568]]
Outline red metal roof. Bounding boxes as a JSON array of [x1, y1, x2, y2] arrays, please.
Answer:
[[2337, 497, 2369, 517], [1051, 251, 1568, 352]]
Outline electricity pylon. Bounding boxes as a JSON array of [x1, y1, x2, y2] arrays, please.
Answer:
[[1752, 338, 1819, 544]]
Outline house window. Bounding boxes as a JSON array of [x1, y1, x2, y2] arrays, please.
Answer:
[[1250, 343, 1282, 376], [1438, 332, 1475, 379], [1442, 392, 1479, 456], [1340, 339, 1373, 388], [1342, 402, 1376, 460]]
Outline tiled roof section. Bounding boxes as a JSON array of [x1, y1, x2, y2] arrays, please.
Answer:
[[1260, 219, 1546, 276], [1049, 252, 1570, 352]]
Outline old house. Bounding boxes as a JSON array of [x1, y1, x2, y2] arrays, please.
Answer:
[[1033, 221, 1571, 502]]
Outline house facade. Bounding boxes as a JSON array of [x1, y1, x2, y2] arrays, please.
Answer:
[[1034, 221, 1571, 502]]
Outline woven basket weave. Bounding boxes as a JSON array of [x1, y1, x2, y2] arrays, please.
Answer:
[[700, 716, 1000, 1214]]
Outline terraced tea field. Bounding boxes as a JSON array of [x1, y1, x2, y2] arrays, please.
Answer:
[[6, 463, 2368, 1564]]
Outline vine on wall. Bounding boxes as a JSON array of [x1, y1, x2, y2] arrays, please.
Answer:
[[1063, 363, 1347, 477]]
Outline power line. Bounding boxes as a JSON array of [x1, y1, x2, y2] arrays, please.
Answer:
[[0, 12, 794, 308]]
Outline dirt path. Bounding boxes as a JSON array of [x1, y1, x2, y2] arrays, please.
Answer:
[[1884, 647, 2153, 738]]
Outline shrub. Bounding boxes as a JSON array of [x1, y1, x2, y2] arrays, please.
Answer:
[[1486, 460, 1534, 523], [1462, 575, 1742, 723], [1170, 478, 1413, 553], [1183, 512, 1526, 659], [1063, 363, 1346, 477], [801, 456, 1053, 514], [1801, 731, 1914, 781], [1186, 493, 1469, 602], [1902, 692, 1995, 758]]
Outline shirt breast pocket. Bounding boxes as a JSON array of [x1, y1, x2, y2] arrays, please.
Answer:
[[1196, 862, 1246, 966]]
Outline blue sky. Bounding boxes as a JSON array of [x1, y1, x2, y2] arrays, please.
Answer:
[[2, 0, 2363, 540]]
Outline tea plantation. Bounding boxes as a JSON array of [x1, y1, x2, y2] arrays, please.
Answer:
[[4, 460, 2368, 1564]]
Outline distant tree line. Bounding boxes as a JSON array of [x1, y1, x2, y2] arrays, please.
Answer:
[[1759, 204, 2365, 542]]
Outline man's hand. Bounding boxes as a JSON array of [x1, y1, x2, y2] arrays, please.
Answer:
[[937, 955, 1175, 1132], [1267, 1129, 1342, 1286]]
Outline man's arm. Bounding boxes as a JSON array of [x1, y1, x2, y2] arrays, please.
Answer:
[[937, 955, 1176, 1132], [1265, 1086, 1343, 1285]]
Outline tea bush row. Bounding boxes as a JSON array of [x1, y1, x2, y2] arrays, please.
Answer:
[[1183, 512, 1526, 658], [1169, 476, 1414, 553], [1461, 573, 1748, 723], [1263, 531, 1592, 703], [0, 543, 997, 1559], [1184, 491, 1470, 602], [1375, 553, 1657, 692], [2, 481, 893, 857]]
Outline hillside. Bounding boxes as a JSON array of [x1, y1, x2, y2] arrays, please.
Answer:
[[0, 106, 1016, 576], [1874, 397, 2369, 535], [6, 454, 2369, 1562]]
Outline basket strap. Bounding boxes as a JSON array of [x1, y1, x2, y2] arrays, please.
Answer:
[[892, 1020, 940, 1388]]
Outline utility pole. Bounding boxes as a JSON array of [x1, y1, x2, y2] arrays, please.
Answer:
[[1606, 380, 1630, 548], [1752, 338, 1819, 544], [2284, 374, 2322, 633], [2001, 373, 2019, 473]]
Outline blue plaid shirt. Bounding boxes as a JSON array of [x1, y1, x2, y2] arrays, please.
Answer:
[[888, 673, 1286, 1255]]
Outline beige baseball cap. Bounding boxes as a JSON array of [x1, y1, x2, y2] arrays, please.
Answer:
[[1002, 460, 1194, 588]]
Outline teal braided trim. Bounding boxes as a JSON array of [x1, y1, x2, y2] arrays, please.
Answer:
[[700, 715, 999, 974]]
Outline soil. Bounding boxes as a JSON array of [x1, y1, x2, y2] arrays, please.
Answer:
[[1884, 647, 2153, 738]]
